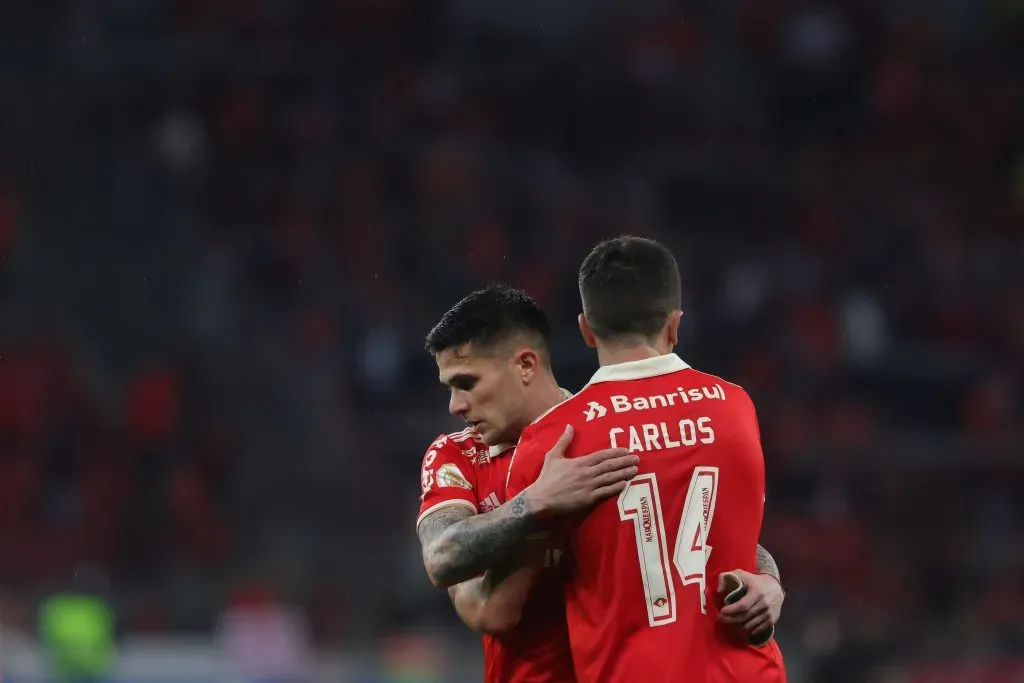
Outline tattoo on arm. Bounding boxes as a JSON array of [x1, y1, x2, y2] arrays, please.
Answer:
[[417, 493, 538, 587], [418, 506, 475, 558], [755, 544, 781, 583]]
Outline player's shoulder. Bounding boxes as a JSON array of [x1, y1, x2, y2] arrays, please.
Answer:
[[422, 428, 485, 463], [522, 385, 604, 441], [681, 367, 752, 400], [442, 426, 489, 447], [421, 429, 482, 493], [432, 427, 488, 449], [529, 389, 577, 425]]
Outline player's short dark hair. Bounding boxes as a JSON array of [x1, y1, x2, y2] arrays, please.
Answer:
[[425, 284, 552, 360], [578, 236, 682, 342]]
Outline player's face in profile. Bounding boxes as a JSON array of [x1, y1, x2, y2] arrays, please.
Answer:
[[437, 344, 528, 446]]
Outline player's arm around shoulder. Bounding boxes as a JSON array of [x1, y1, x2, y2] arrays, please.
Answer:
[[507, 422, 639, 517], [417, 490, 544, 590], [504, 420, 563, 501], [714, 382, 785, 644], [718, 545, 785, 645], [418, 492, 533, 635], [412, 434, 519, 633], [416, 428, 549, 588], [448, 423, 638, 635]]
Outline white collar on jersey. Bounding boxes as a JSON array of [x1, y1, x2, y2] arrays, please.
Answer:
[[488, 443, 515, 458], [585, 353, 691, 385]]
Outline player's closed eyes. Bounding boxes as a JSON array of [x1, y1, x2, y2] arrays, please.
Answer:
[[450, 376, 477, 391]]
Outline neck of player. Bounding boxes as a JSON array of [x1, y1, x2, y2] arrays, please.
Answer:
[[528, 375, 569, 421], [595, 339, 670, 368]]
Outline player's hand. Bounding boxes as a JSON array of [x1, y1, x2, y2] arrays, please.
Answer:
[[524, 425, 638, 519], [718, 570, 784, 644]]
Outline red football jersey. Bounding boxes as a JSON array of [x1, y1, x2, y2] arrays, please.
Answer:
[[417, 428, 576, 683], [507, 354, 785, 683]]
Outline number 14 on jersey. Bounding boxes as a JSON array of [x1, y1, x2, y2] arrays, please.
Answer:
[[617, 467, 719, 628]]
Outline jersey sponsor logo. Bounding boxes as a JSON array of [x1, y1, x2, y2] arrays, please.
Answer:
[[584, 384, 727, 421], [582, 401, 608, 421], [479, 492, 501, 512], [436, 463, 472, 490]]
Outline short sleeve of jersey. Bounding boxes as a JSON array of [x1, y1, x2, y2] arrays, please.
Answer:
[[505, 423, 559, 500], [416, 434, 478, 529]]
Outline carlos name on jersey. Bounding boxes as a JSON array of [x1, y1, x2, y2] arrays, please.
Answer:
[[609, 417, 716, 453]]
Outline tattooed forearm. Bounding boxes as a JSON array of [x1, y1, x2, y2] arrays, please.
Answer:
[[755, 544, 781, 583], [446, 544, 536, 634], [417, 493, 538, 587]]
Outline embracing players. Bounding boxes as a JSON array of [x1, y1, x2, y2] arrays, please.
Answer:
[[417, 276, 785, 682], [506, 237, 786, 682]]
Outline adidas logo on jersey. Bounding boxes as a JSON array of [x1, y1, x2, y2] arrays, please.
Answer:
[[479, 492, 501, 512]]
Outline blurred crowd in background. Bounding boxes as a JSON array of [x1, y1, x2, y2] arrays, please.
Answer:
[[0, 0, 1022, 681]]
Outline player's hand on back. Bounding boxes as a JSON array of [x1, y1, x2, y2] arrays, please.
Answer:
[[717, 569, 784, 643], [523, 425, 638, 519]]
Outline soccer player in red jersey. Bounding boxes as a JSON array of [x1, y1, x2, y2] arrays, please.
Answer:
[[416, 287, 640, 683], [506, 238, 787, 683], [417, 285, 784, 683]]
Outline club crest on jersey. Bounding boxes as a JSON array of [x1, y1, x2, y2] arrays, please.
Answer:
[[464, 448, 490, 466], [436, 463, 472, 490], [583, 401, 608, 421]]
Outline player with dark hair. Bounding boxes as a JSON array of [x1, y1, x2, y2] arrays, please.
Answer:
[[417, 282, 784, 683], [506, 236, 787, 682], [418, 284, 639, 682], [423, 285, 559, 449]]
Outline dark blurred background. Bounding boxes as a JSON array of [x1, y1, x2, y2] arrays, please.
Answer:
[[0, 0, 1022, 681]]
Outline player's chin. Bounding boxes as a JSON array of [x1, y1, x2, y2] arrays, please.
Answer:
[[478, 423, 509, 446]]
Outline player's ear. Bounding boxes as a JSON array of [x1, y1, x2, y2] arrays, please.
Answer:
[[665, 309, 682, 348], [578, 313, 598, 348], [515, 347, 541, 384]]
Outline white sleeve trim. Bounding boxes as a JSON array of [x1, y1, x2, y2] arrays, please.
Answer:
[[415, 499, 477, 530]]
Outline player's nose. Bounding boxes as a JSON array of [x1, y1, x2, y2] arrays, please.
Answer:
[[448, 393, 468, 417]]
